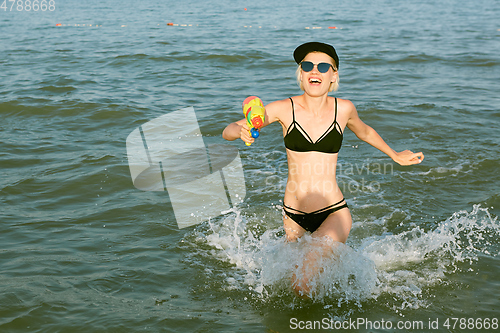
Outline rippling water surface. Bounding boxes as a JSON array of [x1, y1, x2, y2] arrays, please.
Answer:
[[1, 0, 499, 332]]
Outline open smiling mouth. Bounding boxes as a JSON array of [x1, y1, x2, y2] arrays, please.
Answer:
[[309, 78, 322, 84]]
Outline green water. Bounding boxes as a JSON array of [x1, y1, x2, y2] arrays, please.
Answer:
[[1, 0, 499, 332]]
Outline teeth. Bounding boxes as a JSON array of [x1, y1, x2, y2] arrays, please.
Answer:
[[310, 78, 321, 83]]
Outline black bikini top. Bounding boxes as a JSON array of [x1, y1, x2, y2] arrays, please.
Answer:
[[284, 98, 343, 154]]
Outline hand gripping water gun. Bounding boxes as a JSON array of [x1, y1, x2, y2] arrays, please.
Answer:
[[242, 96, 265, 146]]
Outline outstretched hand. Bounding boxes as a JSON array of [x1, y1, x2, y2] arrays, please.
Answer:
[[392, 150, 424, 166]]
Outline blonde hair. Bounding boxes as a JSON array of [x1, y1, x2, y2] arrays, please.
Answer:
[[295, 53, 339, 92]]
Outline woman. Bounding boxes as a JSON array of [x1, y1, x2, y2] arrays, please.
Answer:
[[222, 42, 423, 296]]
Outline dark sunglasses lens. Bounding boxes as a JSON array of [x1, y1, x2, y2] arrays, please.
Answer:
[[317, 63, 331, 73], [301, 61, 314, 72]]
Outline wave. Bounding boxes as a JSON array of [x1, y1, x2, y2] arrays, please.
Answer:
[[38, 85, 78, 93]]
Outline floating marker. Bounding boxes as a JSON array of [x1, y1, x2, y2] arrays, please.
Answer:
[[53, 22, 342, 30]]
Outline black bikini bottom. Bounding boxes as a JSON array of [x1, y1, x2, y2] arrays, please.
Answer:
[[283, 198, 348, 233]]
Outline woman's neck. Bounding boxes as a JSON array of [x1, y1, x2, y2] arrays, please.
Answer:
[[300, 94, 330, 116]]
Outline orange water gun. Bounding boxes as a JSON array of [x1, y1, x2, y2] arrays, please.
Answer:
[[242, 96, 265, 146]]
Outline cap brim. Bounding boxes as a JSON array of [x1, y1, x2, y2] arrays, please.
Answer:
[[293, 42, 339, 69]]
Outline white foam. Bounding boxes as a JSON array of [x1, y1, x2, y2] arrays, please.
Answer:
[[410, 159, 474, 179], [187, 204, 499, 310]]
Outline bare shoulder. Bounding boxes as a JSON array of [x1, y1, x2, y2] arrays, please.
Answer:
[[335, 97, 356, 111], [334, 97, 358, 119], [263, 98, 292, 126], [265, 98, 292, 113]]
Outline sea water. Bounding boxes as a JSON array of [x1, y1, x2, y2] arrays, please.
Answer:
[[1, 0, 499, 331]]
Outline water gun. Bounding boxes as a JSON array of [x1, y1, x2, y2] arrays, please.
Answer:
[[242, 96, 265, 146]]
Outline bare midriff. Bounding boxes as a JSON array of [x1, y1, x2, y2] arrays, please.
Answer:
[[283, 149, 343, 212]]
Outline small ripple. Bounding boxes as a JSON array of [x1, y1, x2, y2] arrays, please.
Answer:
[[38, 85, 77, 93]]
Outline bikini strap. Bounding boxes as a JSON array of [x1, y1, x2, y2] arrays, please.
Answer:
[[334, 97, 338, 122], [289, 97, 295, 122], [283, 198, 347, 215], [333, 97, 343, 134]]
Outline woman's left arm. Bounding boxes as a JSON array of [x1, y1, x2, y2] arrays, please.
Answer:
[[345, 100, 424, 166]]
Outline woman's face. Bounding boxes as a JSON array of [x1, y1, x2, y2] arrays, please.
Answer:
[[300, 52, 338, 96]]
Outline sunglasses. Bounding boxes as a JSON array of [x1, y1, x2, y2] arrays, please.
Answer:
[[300, 61, 335, 73]]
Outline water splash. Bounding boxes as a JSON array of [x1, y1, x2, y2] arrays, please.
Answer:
[[187, 204, 499, 311]]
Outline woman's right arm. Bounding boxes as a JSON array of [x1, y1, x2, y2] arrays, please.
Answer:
[[222, 99, 286, 144], [222, 119, 252, 143]]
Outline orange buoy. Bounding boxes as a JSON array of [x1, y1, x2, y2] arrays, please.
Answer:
[[244, 8, 247, 11], [56, 23, 62, 26], [167, 22, 174, 26], [328, 26, 337, 29]]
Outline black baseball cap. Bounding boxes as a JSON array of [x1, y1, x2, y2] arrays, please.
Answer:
[[293, 42, 339, 69]]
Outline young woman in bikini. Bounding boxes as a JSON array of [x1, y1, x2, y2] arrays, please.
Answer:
[[222, 42, 424, 296]]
